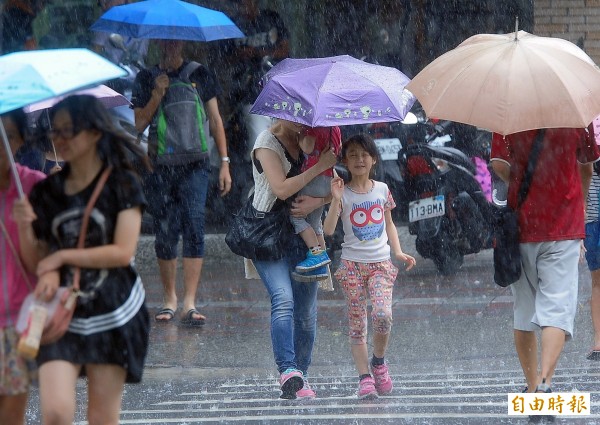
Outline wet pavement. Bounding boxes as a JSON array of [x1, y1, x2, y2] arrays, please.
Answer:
[[25, 227, 600, 424]]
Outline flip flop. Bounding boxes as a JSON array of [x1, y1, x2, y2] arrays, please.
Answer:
[[154, 308, 175, 322], [586, 350, 600, 361], [181, 308, 206, 327]]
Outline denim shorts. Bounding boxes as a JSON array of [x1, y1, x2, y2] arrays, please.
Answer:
[[143, 160, 209, 259], [584, 221, 600, 271]]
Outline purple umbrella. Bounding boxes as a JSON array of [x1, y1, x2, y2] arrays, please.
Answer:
[[250, 55, 415, 127]]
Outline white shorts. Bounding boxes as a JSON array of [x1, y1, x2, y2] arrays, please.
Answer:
[[511, 240, 580, 339]]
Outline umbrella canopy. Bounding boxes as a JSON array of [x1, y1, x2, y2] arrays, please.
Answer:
[[406, 30, 600, 135], [250, 55, 416, 127], [0, 48, 127, 198], [24, 84, 130, 121], [0, 48, 127, 115], [90, 0, 244, 42]]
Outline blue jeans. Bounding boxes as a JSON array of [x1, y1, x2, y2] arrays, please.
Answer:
[[254, 239, 319, 375], [144, 160, 209, 259], [585, 221, 600, 271]]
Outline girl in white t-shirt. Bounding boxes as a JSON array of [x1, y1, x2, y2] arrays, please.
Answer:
[[323, 133, 416, 399]]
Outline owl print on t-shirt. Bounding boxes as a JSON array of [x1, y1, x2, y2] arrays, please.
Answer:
[[350, 199, 385, 241]]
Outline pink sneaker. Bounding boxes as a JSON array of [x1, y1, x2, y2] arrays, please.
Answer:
[[357, 376, 378, 399], [372, 364, 393, 395], [279, 368, 304, 399], [296, 380, 316, 399]]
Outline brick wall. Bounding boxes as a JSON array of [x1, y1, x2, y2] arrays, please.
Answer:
[[534, 0, 600, 63]]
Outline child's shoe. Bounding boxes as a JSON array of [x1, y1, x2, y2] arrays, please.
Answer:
[[371, 363, 393, 395], [295, 250, 331, 272], [279, 368, 304, 399], [291, 266, 329, 282], [357, 376, 378, 399]]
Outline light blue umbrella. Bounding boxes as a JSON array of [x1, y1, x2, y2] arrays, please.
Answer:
[[0, 48, 127, 115], [0, 48, 127, 197], [90, 0, 244, 42]]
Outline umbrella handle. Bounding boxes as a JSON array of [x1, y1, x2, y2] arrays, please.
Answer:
[[0, 120, 25, 199]]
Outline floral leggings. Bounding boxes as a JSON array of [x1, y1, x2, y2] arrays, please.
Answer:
[[334, 259, 398, 345]]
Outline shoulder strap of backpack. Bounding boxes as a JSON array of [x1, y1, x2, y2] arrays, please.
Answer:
[[179, 61, 202, 84]]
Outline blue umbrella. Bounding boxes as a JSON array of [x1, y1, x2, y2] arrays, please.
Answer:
[[0, 48, 127, 197], [90, 0, 245, 42]]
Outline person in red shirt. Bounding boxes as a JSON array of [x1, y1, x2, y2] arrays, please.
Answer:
[[491, 127, 599, 396]]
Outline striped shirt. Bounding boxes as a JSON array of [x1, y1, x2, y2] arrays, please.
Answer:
[[587, 172, 600, 223]]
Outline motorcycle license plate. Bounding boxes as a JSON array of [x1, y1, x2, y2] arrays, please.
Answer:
[[374, 138, 402, 161], [408, 195, 445, 223]]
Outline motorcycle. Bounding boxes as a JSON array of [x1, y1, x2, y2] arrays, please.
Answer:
[[399, 130, 495, 275]]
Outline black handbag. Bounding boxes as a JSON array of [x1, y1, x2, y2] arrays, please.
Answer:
[[225, 196, 289, 261], [493, 129, 545, 287]]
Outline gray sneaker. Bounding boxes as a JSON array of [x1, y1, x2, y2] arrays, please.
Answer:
[[292, 266, 328, 282]]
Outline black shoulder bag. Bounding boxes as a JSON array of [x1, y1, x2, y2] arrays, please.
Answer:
[[225, 141, 294, 261], [493, 129, 545, 287], [225, 194, 288, 261]]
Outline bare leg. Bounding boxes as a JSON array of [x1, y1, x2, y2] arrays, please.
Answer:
[[590, 269, 600, 349], [182, 257, 205, 320], [156, 258, 178, 320], [514, 329, 538, 392], [538, 326, 566, 387], [372, 332, 390, 359], [0, 393, 28, 425], [317, 233, 326, 251], [351, 343, 370, 376], [299, 226, 320, 250], [39, 360, 80, 425], [87, 364, 126, 425]]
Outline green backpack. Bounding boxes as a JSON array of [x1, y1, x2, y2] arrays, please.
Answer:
[[149, 61, 210, 165]]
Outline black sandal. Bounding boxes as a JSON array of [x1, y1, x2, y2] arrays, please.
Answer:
[[181, 308, 206, 326]]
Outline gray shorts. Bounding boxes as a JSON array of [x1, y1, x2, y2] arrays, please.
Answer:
[[511, 240, 580, 339]]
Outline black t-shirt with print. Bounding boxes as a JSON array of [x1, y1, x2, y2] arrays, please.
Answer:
[[29, 166, 146, 310]]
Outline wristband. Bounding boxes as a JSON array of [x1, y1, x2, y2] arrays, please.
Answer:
[[221, 156, 230, 163]]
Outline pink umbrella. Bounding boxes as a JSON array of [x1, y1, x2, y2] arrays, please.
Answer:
[[24, 84, 130, 120]]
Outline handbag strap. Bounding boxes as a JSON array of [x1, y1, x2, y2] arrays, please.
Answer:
[[516, 129, 545, 209], [71, 167, 113, 291], [0, 217, 34, 291]]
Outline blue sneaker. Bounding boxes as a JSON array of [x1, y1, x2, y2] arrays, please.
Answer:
[[295, 250, 331, 272], [292, 266, 329, 282]]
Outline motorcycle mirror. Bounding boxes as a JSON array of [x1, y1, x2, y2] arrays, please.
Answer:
[[108, 34, 127, 52], [401, 112, 418, 125]]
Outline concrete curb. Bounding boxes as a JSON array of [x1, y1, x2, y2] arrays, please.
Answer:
[[135, 226, 420, 271], [135, 233, 231, 271]]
